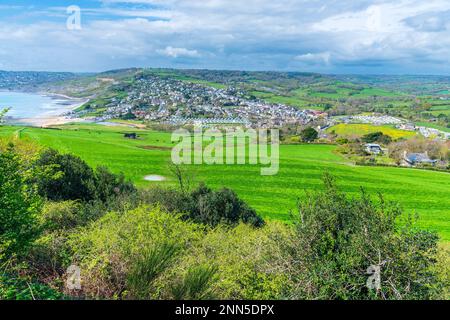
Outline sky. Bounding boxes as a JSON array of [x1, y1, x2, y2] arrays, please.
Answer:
[[0, 0, 449, 74]]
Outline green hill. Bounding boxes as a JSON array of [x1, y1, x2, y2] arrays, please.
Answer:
[[2, 124, 449, 242]]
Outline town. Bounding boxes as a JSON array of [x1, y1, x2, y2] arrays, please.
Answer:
[[75, 73, 326, 128]]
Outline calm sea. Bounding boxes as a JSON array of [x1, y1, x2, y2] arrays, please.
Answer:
[[0, 91, 77, 120]]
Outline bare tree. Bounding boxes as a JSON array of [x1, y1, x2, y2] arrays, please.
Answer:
[[167, 162, 195, 193]]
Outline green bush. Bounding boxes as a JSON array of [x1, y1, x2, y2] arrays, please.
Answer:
[[68, 206, 203, 299], [283, 173, 442, 300], [0, 146, 42, 261], [35, 149, 96, 202], [35, 149, 136, 203], [0, 274, 63, 300], [94, 166, 136, 203], [139, 183, 265, 228], [164, 223, 291, 300], [300, 127, 319, 142], [362, 131, 392, 145], [41, 201, 83, 232], [187, 183, 265, 227], [170, 265, 218, 300]]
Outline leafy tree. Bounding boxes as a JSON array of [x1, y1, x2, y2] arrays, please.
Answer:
[[34, 149, 135, 203], [35, 149, 96, 202], [300, 127, 319, 142], [362, 131, 392, 145], [121, 111, 136, 120], [0, 145, 42, 261], [0, 107, 10, 124]]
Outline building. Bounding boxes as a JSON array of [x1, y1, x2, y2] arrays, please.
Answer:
[[403, 151, 437, 166], [365, 143, 383, 155]]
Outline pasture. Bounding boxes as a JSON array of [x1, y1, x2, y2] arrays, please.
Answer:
[[328, 123, 417, 139], [1, 124, 449, 242]]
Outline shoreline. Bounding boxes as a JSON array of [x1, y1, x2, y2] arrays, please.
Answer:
[[4, 91, 90, 127]]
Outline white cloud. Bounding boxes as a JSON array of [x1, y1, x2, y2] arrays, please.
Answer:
[[295, 52, 331, 65], [0, 0, 449, 73], [157, 46, 200, 58]]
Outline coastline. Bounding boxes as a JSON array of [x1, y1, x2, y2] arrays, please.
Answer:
[[5, 91, 89, 127]]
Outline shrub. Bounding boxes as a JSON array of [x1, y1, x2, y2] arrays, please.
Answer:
[[300, 127, 318, 143], [41, 201, 83, 232], [35, 149, 96, 202], [35, 149, 136, 203], [139, 183, 265, 228], [170, 265, 218, 300], [0, 146, 42, 261], [94, 166, 136, 203], [283, 173, 442, 300], [0, 273, 63, 300], [187, 184, 265, 227], [362, 131, 392, 145], [127, 242, 180, 299], [162, 223, 291, 300], [68, 206, 203, 299]]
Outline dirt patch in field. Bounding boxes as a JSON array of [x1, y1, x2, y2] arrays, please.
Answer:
[[138, 145, 172, 151]]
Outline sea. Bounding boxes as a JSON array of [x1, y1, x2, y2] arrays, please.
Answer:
[[0, 91, 81, 123]]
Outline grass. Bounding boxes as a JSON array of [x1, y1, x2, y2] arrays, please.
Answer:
[[350, 88, 402, 98], [1, 124, 450, 242], [327, 124, 417, 139]]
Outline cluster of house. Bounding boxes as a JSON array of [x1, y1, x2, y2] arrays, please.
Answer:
[[396, 123, 450, 140], [364, 143, 439, 167], [164, 116, 250, 127], [86, 75, 324, 128], [339, 115, 404, 125]]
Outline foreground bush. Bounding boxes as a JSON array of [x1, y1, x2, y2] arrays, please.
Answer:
[[140, 183, 265, 228], [0, 145, 42, 261], [46, 175, 447, 300], [0, 274, 63, 300], [161, 223, 291, 300], [67, 205, 284, 300], [68, 206, 203, 299], [281, 174, 442, 300], [35, 149, 135, 203]]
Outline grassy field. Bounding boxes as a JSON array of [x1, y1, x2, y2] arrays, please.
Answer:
[[1, 124, 449, 242], [328, 123, 417, 139]]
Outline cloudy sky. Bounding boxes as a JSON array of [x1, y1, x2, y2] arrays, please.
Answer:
[[1, 0, 450, 74]]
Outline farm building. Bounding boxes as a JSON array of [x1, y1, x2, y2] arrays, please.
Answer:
[[403, 151, 437, 166], [364, 143, 383, 155]]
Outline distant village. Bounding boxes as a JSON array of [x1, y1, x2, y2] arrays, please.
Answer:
[[75, 74, 327, 129]]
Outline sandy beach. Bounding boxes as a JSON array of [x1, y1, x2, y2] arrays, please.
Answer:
[[10, 93, 89, 127]]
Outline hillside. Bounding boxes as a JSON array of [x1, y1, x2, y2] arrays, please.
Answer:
[[2, 123, 449, 242]]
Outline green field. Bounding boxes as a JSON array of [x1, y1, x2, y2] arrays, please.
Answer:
[[327, 123, 417, 139], [1, 124, 450, 242]]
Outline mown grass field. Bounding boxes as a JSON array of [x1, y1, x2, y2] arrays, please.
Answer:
[[1, 124, 449, 242], [328, 123, 417, 139]]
